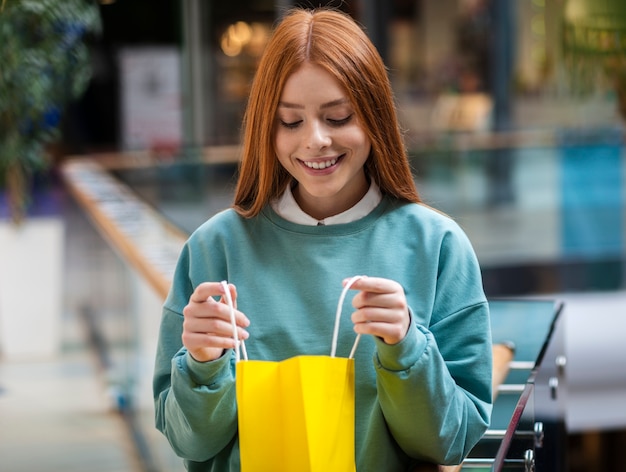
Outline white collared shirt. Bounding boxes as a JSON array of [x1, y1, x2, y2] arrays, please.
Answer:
[[271, 180, 382, 225]]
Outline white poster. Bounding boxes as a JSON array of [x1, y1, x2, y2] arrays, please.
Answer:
[[119, 47, 182, 152]]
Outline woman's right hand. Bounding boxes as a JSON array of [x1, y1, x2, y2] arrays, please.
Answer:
[[182, 282, 250, 362]]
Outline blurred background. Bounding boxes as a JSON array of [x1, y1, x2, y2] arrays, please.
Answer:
[[1, 0, 625, 471]]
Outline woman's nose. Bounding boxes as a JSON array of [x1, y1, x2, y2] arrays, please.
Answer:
[[305, 121, 331, 150]]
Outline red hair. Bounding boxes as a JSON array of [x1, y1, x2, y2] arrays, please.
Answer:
[[233, 8, 420, 217]]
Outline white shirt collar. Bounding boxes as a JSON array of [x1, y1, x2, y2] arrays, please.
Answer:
[[271, 180, 382, 226]]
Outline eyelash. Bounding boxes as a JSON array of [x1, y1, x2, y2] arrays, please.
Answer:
[[279, 114, 353, 129], [329, 115, 353, 126], [279, 120, 301, 130]]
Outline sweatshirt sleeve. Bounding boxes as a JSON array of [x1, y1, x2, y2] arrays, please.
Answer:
[[152, 240, 238, 463], [373, 224, 493, 465]]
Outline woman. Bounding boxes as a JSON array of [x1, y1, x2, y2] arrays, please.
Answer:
[[154, 8, 492, 471]]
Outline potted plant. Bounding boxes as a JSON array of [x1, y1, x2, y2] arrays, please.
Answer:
[[0, 0, 101, 223], [0, 0, 101, 358]]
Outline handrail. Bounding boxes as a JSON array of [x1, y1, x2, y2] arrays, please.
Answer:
[[61, 158, 187, 300]]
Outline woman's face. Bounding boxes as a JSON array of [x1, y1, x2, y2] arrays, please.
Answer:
[[274, 63, 371, 220]]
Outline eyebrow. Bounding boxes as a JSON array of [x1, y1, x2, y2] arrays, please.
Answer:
[[277, 98, 349, 110]]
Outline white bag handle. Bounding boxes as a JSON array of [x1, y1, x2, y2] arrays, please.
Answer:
[[331, 275, 363, 359], [223, 276, 363, 362], [221, 280, 248, 362]]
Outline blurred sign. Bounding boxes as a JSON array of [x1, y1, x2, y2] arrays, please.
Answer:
[[119, 47, 182, 153]]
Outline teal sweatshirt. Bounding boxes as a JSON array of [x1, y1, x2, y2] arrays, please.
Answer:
[[153, 196, 492, 471]]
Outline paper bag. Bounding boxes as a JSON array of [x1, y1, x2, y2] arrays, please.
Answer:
[[222, 277, 362, 472]]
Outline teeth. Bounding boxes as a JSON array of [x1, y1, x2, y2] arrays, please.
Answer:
[[303, 159, 337, 170]]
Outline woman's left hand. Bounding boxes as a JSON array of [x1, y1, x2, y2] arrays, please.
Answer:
[[345, 276, 410, 345]]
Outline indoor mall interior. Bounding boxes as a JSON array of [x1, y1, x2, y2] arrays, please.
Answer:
[[1, 1, 625, 471]]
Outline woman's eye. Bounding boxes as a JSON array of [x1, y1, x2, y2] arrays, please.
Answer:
[[328, 114, 353, 126], [279, 119, 302, 129]]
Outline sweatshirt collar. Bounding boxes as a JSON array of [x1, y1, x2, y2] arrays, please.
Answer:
[[271, 180, 382, 226]]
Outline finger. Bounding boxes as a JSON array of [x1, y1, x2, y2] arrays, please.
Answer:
[[183, 316, 249, 342], [220, 283, 249, 326], [183, 295, 224, 320], [222, 285, 250, 328], [219, 283, 238, 310], [183, 332, 245, 351], [343, 276, 400, 294], [352, 290, 404, 311], [187, 283, 250, 326], [190, 281, 226, 303], [351, 302, 410, 345], [352, 320, 406, 345], [184, 295, 250, 330], [351, 306, 401, 324]]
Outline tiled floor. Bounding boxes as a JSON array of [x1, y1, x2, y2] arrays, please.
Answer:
[[0, 352, 141, 472]]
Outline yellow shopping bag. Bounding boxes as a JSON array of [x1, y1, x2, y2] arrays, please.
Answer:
[[222, 277, 362, 472]]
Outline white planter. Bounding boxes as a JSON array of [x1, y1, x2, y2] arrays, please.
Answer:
[[0, 217, 64, 359]]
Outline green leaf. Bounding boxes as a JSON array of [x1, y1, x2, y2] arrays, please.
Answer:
[[0, 0, 101, 217]]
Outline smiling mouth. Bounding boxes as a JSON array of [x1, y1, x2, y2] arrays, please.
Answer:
[[301, 155, 342, 170]]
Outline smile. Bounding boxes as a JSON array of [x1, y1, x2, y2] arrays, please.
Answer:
[[302, 157, 338, 170]]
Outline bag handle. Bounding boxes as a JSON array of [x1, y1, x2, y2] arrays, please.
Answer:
[[223, 276, 363, 362], [331, 275, 363, 359], [221, 280, 248, 362]]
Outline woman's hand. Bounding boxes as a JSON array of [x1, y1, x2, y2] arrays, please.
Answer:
[[182, 282, 250, 362], [345, 276, 410, 345]]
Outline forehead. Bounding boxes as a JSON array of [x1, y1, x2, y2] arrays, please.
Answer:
[[279, 63, 348, 105]]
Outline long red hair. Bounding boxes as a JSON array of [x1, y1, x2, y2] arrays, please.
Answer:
[[233, 8, 420, 217]]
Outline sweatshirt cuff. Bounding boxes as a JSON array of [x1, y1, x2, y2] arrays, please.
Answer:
[[175, 348, 233, 387], [375, 315, 428, 372]]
